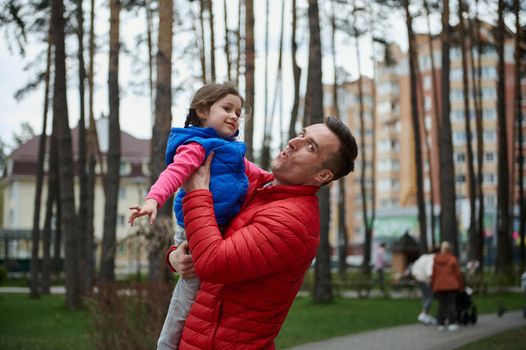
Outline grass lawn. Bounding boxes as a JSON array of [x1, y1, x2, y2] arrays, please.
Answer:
[[0, 292, 523, 350], [456, 326, 526, 350], [0, 293, 94, 350]]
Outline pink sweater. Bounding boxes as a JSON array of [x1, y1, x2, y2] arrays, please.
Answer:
[[146, 143, 205, 208], [147, 142, 266, 208]]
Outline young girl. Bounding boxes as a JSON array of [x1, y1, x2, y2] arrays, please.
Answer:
[[128, 83, 248, 350]]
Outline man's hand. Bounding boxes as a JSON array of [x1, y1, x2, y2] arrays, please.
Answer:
[[128, 198, 159, 226], [182, 152, 214, 193], [169, 242, 196, 278]]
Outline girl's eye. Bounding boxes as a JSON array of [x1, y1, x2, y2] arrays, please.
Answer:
[[307, 143, 314, 151]]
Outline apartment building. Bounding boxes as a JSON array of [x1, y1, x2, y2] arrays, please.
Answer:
[[327, 21, 525, 247]]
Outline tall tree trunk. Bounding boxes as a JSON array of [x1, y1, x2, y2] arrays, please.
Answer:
[[76, 0, 90, 295], [495, 0, 513, 279], [85, 0, 97, 289], [53, 177, 62, 272], [474, 6, 485, 270], [515, 0, 525, 272], [424, 0, 439, 245], [199, 0, 207, 83], [261, 0, 285, 171], [146, 0, 154, 115], [223, 0, 231, 81], [235, 0, 242, 87], [458, 0, 477, 265], [404, 0, 427, 253], [244, 0, 254, 161], [288, 0, 301, 140], [350, 8, 372, 276], [331, 0, 348, 277], [468, 6, 484, 271], [439, 0, 459, 254], [260, 0, 271, 170], [149, 0, 173, 282], [30, 22, 52, 298], [415, 40, 436, 253], [41, 142, 56, 294], [99, 0, 121, 282], [208, 0, 216, 81], [306, 0, 331, 303], [51, 0, 80, 308]]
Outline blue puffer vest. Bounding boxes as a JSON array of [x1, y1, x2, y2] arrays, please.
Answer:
[[165, 126, 248, 227]]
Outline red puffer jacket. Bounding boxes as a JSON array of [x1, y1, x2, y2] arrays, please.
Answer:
[[179, 163, 320, 350]]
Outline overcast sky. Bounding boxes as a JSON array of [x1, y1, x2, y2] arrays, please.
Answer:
[[0, 0, 451, 155]]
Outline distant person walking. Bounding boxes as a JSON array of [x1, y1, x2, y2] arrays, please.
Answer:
[[431, 241, 463, 331], [374, 242, 387, 295], [411, 247, 438, 325]]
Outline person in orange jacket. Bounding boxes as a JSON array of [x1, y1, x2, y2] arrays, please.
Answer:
[[431, 241, 464, 331]]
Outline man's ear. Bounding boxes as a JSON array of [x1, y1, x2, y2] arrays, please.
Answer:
[[315, 169, 334, 185], [196, 107, 209, 120]]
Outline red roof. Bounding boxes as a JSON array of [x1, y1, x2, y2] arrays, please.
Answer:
[[10, 127, 150, 162]]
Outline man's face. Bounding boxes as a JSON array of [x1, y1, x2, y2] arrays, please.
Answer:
[[271, 123, 341, 186]]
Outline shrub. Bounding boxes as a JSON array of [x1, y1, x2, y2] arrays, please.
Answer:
[[86, 281, 173, 350]]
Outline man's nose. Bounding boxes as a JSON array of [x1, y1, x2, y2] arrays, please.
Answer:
[[288, 137, 300, 150]]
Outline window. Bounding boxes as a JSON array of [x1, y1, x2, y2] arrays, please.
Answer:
[[454, 131, 466, 145], [423, 75, 432, 90], [450, 89, 463, 102], [481, 66, 496, 79], [424, 96, 432, 112], [485, 152, 495, 162], [450, 68, 463, 81], [119, 187, 126, 199], [425, 115, 432, 130], [483, 173, 496, 184], [481, 88, 496, 100], [456, 153, 466, 162], [119, 161, 131, 176], [456, 174, 466, 183], [482, 109, 496, 120], [483, 130, 496, 142], [118, 215, 126, 227]]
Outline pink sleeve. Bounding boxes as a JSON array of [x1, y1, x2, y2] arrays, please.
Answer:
[[244, 157, 267, 183], [146, 143, 205, 208]]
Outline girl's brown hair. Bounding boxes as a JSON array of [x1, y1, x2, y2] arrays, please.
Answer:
[[184, 83, 245, 127]]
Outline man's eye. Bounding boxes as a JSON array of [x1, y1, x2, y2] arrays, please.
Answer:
[[307, 143, 314, 151]]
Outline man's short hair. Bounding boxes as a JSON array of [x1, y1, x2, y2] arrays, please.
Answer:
[[324, 116, 358, 181]]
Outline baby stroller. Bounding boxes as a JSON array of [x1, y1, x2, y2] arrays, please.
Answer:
[[456, 287, 477, 325]]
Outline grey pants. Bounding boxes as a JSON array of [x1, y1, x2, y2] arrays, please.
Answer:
[[157, 225, 201, 350]]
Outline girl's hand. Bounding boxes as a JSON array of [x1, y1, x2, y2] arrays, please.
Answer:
[[128, 198, 159, 226]]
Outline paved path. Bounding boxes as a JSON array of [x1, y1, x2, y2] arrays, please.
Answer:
[[0, 286, 65, 294], [288, 311, 526, 350]]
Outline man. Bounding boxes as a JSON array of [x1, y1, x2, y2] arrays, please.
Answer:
[[169, 117, 358, 349]]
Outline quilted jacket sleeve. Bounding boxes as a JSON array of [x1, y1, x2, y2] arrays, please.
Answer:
[[182, 190, 316, 284]]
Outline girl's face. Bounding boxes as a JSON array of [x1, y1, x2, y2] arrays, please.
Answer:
[[197, 94, 243, 138]]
